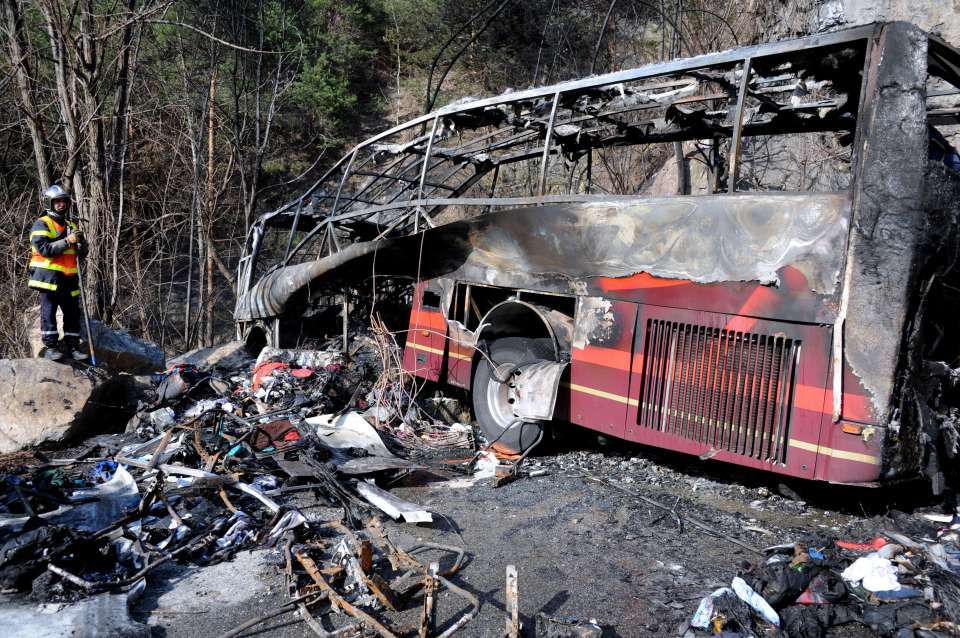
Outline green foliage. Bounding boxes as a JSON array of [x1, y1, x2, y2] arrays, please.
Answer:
[[274, 0, 384, 137], [289, 54, 357, 125], [380, 0, 447, 68]]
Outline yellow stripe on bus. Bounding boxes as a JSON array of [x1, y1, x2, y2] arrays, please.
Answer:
[[787, 439, 879, 465], [562, 381, 880, 467], [407, 340, 473, 361], [407, 343, 881, 468]]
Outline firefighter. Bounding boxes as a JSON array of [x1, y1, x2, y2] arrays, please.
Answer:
[[28, 185, 89, 362]]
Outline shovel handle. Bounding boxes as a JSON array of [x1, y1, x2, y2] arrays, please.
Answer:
[[75, 256, 98, 366]]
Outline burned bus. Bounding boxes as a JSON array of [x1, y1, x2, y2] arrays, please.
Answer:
[[235, 22, 960, 489]]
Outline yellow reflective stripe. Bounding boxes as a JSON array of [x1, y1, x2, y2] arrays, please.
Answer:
[[70, 289, 80, 297], [28, 279, 57, 291], [31, 229, 55, 239], [63, 248, 76, 255], [29, 260, 77, 274], [787, 439, 880, 466]]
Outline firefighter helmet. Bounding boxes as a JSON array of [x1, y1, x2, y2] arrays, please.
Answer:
[[41, 184, 71, 214]]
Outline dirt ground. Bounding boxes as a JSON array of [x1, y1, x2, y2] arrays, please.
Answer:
[[134, 430, 943, 638]]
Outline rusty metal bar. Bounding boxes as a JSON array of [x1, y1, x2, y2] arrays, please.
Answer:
[[214, 592, 329, 638], [538, 91, 562, 196], [727, 57, 752, 193], [404, 542, 468, 576], [419, 562, 438, 638], [296, 551, 398, 638], [434, 573, 481, 638], [505, 565, 519, 638]]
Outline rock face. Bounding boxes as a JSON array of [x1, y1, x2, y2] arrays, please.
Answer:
[[0, 359, 98, 453], [168, 340, 254, 373], [816, 0, 960, 46], [83, 320, 165, 374], [29, 308, 164, 374]]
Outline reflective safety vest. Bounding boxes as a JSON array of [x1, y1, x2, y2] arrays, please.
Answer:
[[28, 215, 80, 296]]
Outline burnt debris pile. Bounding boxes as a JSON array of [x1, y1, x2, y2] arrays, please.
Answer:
[[685, 525, 960, 637], [0, 323, 504, 637]]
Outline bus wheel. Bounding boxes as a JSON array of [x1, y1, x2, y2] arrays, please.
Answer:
[[472, 337, 554, 454]]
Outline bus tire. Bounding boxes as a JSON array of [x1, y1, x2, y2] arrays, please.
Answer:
[[472, 337, 554, 454]]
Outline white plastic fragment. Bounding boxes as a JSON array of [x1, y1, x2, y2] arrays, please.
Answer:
[[355, 481, 432, 524], [306, 412, 394, 457], [841, 552, 901, 592], [731, 576, 780, 626]]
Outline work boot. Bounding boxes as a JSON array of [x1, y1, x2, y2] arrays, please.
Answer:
[[64, 342, 90, 362], [41, 346, 64, 362]]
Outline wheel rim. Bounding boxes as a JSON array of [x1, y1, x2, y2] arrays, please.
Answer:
[[485, 363, 518, 429]]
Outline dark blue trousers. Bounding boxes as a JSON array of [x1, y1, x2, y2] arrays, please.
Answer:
[[39, 290, 81, 348]]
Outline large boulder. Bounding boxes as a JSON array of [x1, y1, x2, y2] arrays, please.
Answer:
[[168, 340, 254, 373], [83, 320, 164, 374], [0, 359, 132, 453], [29, 308, 164, 374]]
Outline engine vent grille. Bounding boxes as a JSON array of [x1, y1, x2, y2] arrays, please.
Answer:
[[637, 320, 800, 464]]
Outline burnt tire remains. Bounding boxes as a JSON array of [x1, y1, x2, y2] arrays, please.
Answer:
[[472, 337, 554, 454]]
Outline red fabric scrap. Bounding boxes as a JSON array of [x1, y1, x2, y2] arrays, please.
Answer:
[[252, 362, 289, 391], [835, 537, 887, 552], [291, 368, 314, 379]]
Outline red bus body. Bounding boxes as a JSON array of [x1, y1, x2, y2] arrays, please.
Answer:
[[236, 23, 960, 487], [403, 263, 881, 484]]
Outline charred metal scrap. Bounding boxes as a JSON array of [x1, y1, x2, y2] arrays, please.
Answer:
[[0, 326, 502, 637], [236, 23, 960, 490]]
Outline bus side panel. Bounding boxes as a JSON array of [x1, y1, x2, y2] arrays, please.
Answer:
[[445, 332, 473, 389], [595, 266, 832, 325], [813, 419, 885, 483], [622, 305, 829, 480], [566, 300, 637, 440], [813, 359, 884, 483], [401, 283, 447, 382]]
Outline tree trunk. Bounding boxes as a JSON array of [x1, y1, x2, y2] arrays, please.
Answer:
[[204, 66, 218, 347], [109, 0, 137, 185], [2, 0, 52, 190]]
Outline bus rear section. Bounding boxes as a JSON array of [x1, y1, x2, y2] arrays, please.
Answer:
[[401, 257, 884, 486]]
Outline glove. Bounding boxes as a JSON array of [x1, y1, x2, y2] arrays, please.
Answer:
[[66, 232, 80, 245]]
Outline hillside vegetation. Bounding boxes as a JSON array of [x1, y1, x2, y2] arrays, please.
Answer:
[[0, 0, 804, 357]]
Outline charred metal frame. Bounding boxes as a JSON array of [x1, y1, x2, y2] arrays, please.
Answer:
[[236, 23, 960, 487], [237, 23, 893, 298]]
